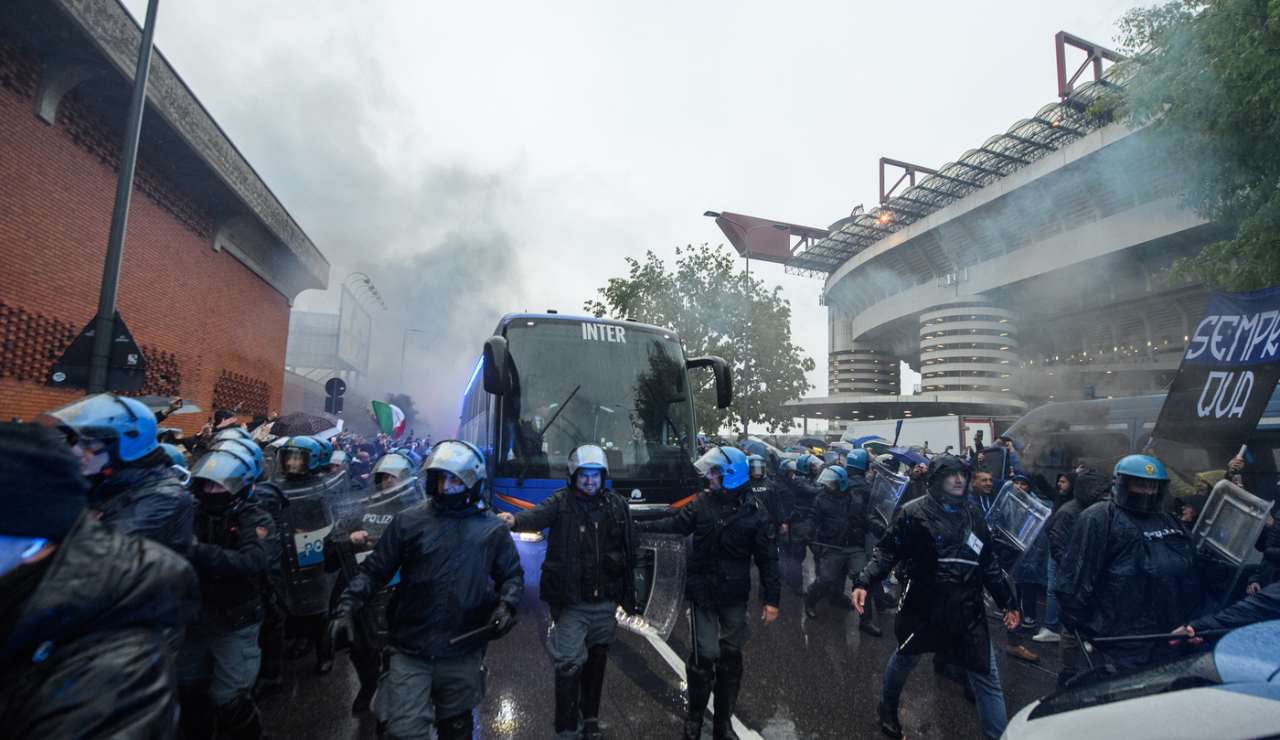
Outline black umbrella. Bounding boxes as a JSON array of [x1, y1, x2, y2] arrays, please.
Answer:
[[270, 411, 336, 437]]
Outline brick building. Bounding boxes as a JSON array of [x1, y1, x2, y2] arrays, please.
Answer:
[[0, 0, 328, 433]]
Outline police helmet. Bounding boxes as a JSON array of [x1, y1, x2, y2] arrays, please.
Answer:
[[1112, 454, 1169, 514], [796, 454, 825, 477], [213, 426, 254, 445], [373, 451, 417, 491], [190, 441, 261, 502], [159, 443, 191, 486], [844, 448, 870, 473], [694, 446, 750, 490], [328, 449, 350, 470], [317, 438, 335, 466], [38, 392, 158, 464], [778, 458, 797, 478], [747, 454, 767, 479], [568, 444, 609, 484], [277, 436, 325, 477], [423, 440, 486, 510], [817, 465, 850, 493]]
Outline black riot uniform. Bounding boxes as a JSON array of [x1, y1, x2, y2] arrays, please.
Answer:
[[802, 464, 880, 635], [331, 440, 523, 740], [504, 445, 636, 739], [638, 446, 780, 740], [1054, 455, 1214, 670]]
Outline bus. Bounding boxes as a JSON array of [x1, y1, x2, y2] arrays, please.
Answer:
[[1002, 388, 1280, 499], [457, 312, 732, 516]]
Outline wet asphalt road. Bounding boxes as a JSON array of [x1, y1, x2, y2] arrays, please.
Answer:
[[262, 538, 1059, 739]]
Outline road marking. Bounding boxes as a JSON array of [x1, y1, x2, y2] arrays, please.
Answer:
[[641, 630, 764, 740]]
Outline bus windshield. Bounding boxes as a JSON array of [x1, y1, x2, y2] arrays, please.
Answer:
[[497, 319, 695, 481]]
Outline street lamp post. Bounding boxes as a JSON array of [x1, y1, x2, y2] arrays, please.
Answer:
[[703, 212, 788, 437]]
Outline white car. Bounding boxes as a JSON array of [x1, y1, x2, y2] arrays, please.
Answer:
[[1004, 620, 1280, 739]]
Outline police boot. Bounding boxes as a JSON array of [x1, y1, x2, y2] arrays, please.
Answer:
[[214, 693, 263, 740], [580, 645, 609, 739], [555, 665, 582, 736], [711, 650, 743, 740], [877, 701, 903, 739], [178, 683, 214, 740], [436, 711, 474, 740], [684, 658, 715, 740]]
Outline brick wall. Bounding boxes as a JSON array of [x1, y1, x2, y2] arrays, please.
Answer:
[[0, 38, 289, 434]]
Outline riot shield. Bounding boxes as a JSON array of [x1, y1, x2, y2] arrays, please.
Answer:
[[1191, 480, 1274, 566], [976, 447, 1009, 481], [984, 481, 1052, 552], [276, 470, 348, 616], [867, 461, 909, 535], [617, 533, 687, 639]]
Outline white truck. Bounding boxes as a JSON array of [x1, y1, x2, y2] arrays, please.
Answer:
[[839, 415, 996, 456]]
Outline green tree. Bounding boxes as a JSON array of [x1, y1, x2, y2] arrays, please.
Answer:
[[585, 243, 814, 435], [1110, 0, 1280, 289]]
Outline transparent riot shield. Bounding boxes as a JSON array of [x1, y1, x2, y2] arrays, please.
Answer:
[[976, 447, 1009, 482], [617, 533, 687, 639], [867, 461, 909, 535], [1191, 480, 1274, 566], [984, 481, 1052, 552], [276, 471, 347, 616]]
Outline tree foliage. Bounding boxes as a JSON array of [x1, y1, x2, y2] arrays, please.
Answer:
[[585, 243, 814, 435], [1111, 0, 1280, 289]]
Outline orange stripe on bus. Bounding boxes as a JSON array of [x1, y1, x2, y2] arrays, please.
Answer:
[[670, 494, 697, 509], [495, 493, 536, 510]]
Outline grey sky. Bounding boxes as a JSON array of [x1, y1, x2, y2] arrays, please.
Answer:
[[122, 0, 1141, 435]]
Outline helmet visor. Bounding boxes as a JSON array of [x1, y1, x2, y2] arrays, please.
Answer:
[[693, 447, 732, 478], [191, 448, 255, 495], [568, 445, 609, 477], [816, 467, 847, 492], [424, 440, 485, 489], [279, 447, 309, 475]]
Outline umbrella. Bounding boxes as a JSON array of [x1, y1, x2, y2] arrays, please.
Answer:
[[888, 446, 929, 467], [796, 436, 826, 450], [844, 434, 887, 448], [740, 436, 783, 459], [270, 411, 338, 437]]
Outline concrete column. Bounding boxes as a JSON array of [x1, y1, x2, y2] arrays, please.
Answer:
[[918, 302, 1020, 399]]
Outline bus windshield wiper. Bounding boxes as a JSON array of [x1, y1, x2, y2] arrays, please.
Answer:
[[517, 384, 580, 485]]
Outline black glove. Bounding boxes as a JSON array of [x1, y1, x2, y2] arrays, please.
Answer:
[[489, 603, 516, 638], [329, 610, 355, 648]]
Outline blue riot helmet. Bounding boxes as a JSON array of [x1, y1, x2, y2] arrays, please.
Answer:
[[694, 446, 750, 491], [158, 443, 191, 486], [747, 454, 767, 479], [844, 448, 870, 473], [796, 454, 825, 479], [424, 440, 487, 510], [190, 441, 261, 513], [213, 426, 254, 445], [778, 458, 797, 478], [816, 465, 850, 493], [211, 437, 264, 475], [38, 393, 158, 474], [327, 449, 350, 475], [317, 438, 335, 466], [277, 436, 324, 478], [1113, 454, 1170, 514]]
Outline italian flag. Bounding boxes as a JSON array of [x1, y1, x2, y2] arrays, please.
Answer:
[[372, 400, 406, 438]]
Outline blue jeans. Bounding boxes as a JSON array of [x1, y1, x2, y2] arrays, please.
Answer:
[[881, 641, 1007, 739], [1044, 557, 1061, 631]]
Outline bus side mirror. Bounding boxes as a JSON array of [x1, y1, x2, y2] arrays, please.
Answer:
[[686, 356, 733, 409], [483, 336, 509, 395]]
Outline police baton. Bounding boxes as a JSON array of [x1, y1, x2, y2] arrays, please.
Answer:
[[1090, 629, 1231, 644]]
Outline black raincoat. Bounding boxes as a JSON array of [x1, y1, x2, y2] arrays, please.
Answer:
[[189, 499, 275, 628], [1, 514, 199, 738], [90, 463, 193, 555], [855, 492, 1015, 673], [805, 477, 871, 550], [1054, 499, 1208, 668], [1045, 472, 1109, 565], [639, 488, 781, 608], [510, 487, 636, 612], [341, 502, 523, 659]]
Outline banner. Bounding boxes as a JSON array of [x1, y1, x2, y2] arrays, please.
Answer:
[[1151, 287, 1280, 472]]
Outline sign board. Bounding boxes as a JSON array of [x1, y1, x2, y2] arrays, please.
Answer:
[[46, 313, 147, 392], [1152, 287, 1280, 473], [337, 285, 372, 375]]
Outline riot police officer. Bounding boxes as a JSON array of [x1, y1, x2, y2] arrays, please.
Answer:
[[330, 440, 523, 740], [747, 454, 787, 538], [852, 455, 1019, 740], [1054, 454, 1209, 670], [498, 445, 636, 739], [637, 446, 781, 740], [39, 393, 193, 554], [802, 449, 880, 635], [179, 433, 276, 739], [274, 436, 341, 673]]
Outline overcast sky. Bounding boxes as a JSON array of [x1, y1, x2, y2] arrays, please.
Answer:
[[122, 0, 1141, 435]]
